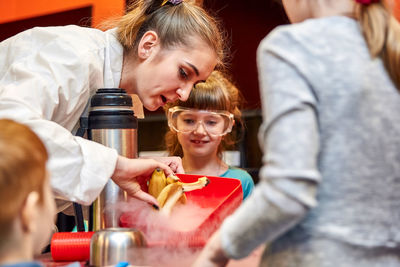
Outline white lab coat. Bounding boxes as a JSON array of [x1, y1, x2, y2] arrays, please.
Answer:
[[0, 25, 124, 206]]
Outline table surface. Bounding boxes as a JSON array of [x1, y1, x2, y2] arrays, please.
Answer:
[[37, 245, 265, 267]]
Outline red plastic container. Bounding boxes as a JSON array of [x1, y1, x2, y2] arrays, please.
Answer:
[[120, 174, 243, 247], [51, 232, 94, 262]]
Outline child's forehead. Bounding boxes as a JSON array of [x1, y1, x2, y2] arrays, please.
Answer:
[[181, 110, 220, 117], [177, 108, 230, 119]]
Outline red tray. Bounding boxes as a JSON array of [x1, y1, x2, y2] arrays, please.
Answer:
[[120, 174, 243, 248]]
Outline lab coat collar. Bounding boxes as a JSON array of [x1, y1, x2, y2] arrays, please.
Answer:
[[103, 28, 124, 88]]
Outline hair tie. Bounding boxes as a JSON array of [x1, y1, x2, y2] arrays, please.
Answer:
[[146, 0, 183, 15], [355, 0, 379, 5], [162, 0, 183, 6]]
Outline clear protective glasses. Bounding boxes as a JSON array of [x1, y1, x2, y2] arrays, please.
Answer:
[[167, 106, 235, 136]]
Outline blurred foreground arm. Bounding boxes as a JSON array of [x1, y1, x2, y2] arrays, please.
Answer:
[[192, 230, 229, 267]]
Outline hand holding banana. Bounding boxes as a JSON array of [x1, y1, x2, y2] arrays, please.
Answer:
[[111, 156, 183, 207], [149, 168, 210, 216]]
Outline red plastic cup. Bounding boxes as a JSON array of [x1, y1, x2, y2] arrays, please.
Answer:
[[51, 232, 94, 262]]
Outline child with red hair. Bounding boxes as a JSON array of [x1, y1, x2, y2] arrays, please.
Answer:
[[0, 119, 56, 267]]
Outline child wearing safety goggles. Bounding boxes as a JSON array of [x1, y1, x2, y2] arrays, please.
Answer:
[[164, 71, 254, 200]]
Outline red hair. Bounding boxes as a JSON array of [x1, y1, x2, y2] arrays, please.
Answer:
[[0, 119, 48, 236]]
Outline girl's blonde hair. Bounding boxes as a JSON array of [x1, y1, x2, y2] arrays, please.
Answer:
[[0, 119, 48, 240], [102, 0, 226, 67], [164, 71, 244, 158], [355, 1, 400, 89]]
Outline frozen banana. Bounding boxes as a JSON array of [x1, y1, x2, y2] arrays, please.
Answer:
[[148, 168, 167, 198], [180, 177, 210, 192], [157, 183, 185, 216], [148, 169, 210, 215]]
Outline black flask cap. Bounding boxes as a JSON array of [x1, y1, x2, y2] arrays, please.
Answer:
[[90, 88, 133, 107], [88, 88, 137, 129]]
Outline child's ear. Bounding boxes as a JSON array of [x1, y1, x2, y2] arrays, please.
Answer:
[[137, 30, 159, 60], [21, 191, 40, 233]]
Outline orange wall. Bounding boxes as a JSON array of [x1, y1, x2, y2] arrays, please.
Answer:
[[0, 0, 125, 27], [1, 0, 398, 26]]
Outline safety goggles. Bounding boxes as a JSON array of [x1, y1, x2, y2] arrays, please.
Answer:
[[167, 106, 234, 136]]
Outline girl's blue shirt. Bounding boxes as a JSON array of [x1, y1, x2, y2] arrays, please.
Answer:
[[220, 166, 254, 200]]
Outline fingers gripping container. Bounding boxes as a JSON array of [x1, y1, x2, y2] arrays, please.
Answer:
[[120, 174, 243, 247]]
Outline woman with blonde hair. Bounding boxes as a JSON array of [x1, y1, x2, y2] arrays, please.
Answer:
[[0, 0, 225, 209], [194, 0, 400, 266]]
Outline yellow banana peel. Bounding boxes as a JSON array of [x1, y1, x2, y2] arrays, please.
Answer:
[[148, 169, 210, 215], [148, 168, 167, 199]]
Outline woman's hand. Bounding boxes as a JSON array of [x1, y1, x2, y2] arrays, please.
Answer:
[[140, 156, 185, 174], [192, 230, 230, 267], [111, 156, 184, 207]]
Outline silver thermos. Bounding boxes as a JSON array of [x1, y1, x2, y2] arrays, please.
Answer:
[[87, 88, 138, 231]]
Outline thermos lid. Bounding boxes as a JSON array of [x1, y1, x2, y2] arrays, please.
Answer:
[[88, 88, 138, 129], [91, 88, 133, 107]]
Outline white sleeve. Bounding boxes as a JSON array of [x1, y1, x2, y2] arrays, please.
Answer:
[[0, 28, 117, 205], [28, 119, 118, 205]]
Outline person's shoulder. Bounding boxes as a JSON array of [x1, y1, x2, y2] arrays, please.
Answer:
[[26, 25, 101, 38], [5, 25, 104, 50], [26, 25, 107, 52], [223, 167, 255, 199], [257, 21, 309, 61], [258, 16, 358, 54], [223, 166, 252, 180]]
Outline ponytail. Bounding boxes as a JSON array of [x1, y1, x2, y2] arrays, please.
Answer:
[[115, 0, 157, 49], [101, 0, 225, 67], [355, 2, 400, 90]]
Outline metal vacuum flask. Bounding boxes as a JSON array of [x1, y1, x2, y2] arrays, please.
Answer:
[[88, 88, 138, 231]]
